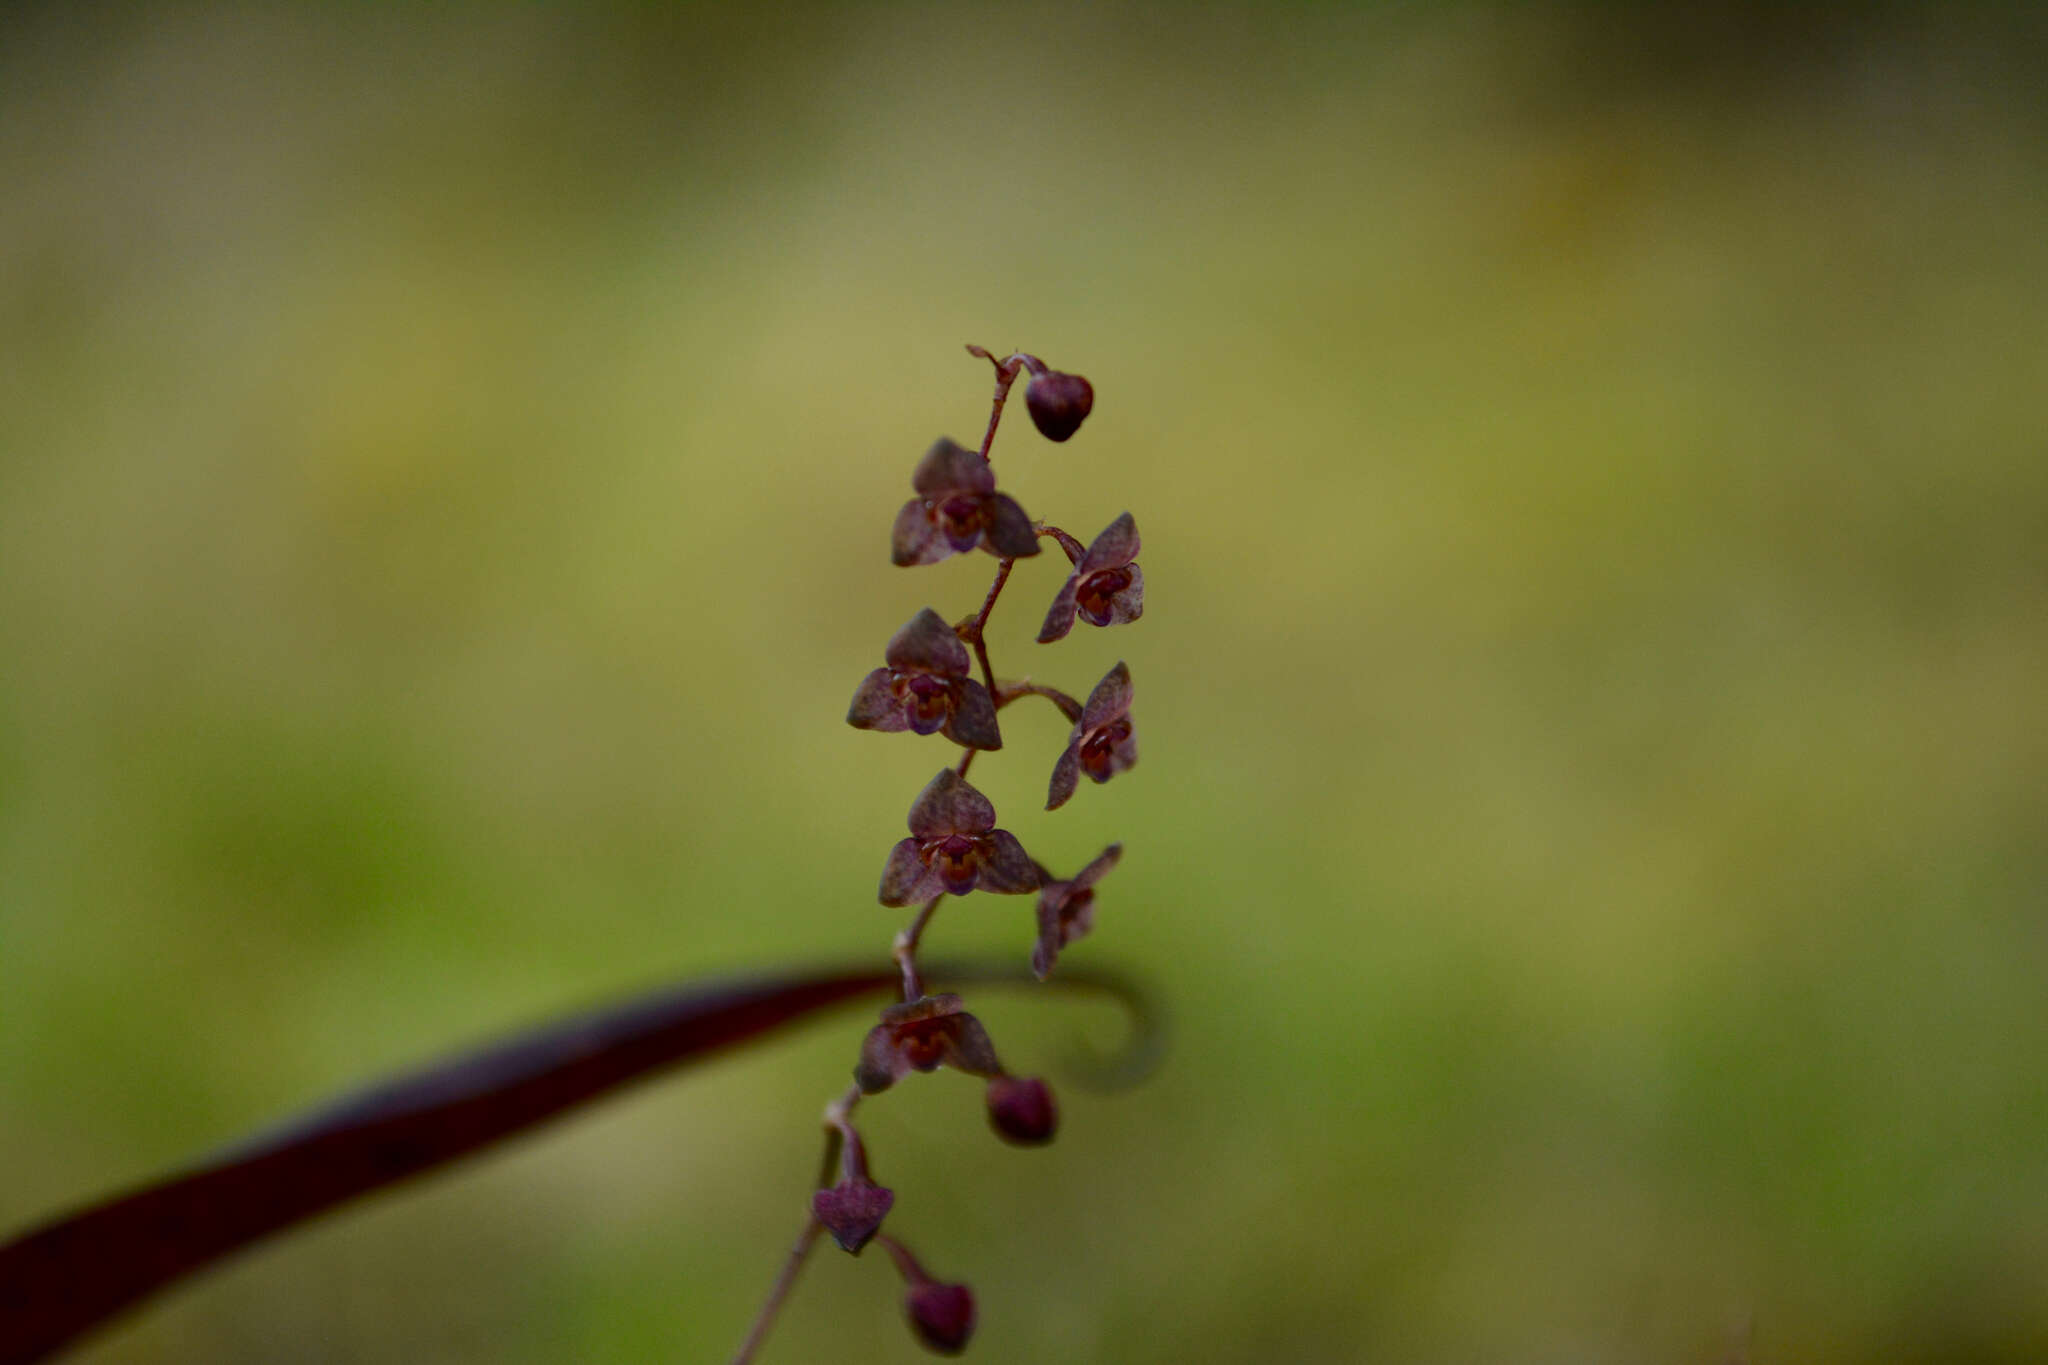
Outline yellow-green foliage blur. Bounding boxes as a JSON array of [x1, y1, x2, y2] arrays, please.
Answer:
[[3, 6, 2044, 1363]]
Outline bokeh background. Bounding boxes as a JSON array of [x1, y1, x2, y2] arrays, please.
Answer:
[[4, 4, 2045, 1362]]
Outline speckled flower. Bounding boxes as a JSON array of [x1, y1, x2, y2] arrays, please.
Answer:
[[854, 993, 1004, 1094], [1031, 843, 1123, 979], [846, 608, 1002, 749], [1038, 512, 1143, 643], [891, 437, 1042, 566], [1047, 662, 1137, 811], [879, 769, 1041, 905]]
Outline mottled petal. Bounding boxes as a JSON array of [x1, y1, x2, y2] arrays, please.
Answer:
[[1046, 743, 1081, 811], [1036, 573, 1081, 644], [1031, 911, 1062, 979], [1082, 661, 1133, 729], [975, 830, 1041, 893], [847, 669, 908, 731], [939, 1012, 1003, 1077], [892, 500, 951, 567], [1105, 563, 1144, 625], [1072, 842, 1124, 891], [944, 678, 1003, 751], [911, 437, 995, 497], [1079, 511, 1140, 573], [879, 838, 936, 906], [982, 493, 1041, 558], [907, 768, 997, 838], [855, 1022, 911, 1093], [885, 607, 970, 676]]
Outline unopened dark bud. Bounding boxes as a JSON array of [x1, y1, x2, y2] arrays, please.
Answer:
[[985, 1074, 1058, 1146], [905, 1280, 977, 1355], [1025, 371, 1094, 442]]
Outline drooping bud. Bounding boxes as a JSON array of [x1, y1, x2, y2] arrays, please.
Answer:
[[904, 1279, 977, 1355], [881, 1236, 978, 1356], [985, 1074, 1059, 1146], [1025, 370, 1094, 442]]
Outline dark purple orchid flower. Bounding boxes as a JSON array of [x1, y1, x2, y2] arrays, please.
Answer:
[[853, 993, 1004, 1094], [879, 769, 1041, 905], [1038, 512, 1143, 643], [1031, 843, 1123, 979], [847, 608, 1002, 749], [891, 437, 1042, 566], [1047, 663, 1137, 811]]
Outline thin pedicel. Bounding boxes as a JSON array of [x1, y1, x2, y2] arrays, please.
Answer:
[[734, 346, 1144, 1361]]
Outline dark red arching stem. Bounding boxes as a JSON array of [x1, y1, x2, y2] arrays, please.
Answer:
[[730, 1217, 826, 1365]]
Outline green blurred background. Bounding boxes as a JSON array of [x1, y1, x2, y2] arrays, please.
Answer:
[[4, 4, 2045, 1362]]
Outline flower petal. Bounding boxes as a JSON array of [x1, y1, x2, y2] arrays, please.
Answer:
[[982, 493, 1041, 558], [855, 1021, 911, 1093], [1046, 743, 1080, 811], [943, 679, 1003, 751], [1072, 842, 1124, 891], [975, 830, 1041, 893], [847, 669, 908, 731], [939, 1012, 1003, 1078], [907, 768, 996, 838], [1036, 573, 1080, 644], [879, 838, 936, 906], [1082, 661, 1133, 729], [891, 500, 951, 567], [1105, 563, 1144, 626], [884, 607, 970, 676], [1079, 511, 1140, 573], [1030, 917, 1061, 979], [910, 437, 994, 497]]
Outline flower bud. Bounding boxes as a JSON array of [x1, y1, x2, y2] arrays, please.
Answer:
[[904, 1279, 977, 1355], [985, 1074, 1058, 1146], [812, 1177, 894, 1254], [1025, 371, 1094, 442]]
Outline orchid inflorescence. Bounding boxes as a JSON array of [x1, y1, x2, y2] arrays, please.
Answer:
[[732, 347, 1143, 1361]]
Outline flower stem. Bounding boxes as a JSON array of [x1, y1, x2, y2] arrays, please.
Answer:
[[995, 681, 1083, 722], [730, 1217, 825, 1365], [1038, 524, 1086, 564], [893, 896, 946, 1000], [964, 345, 1047, 460]]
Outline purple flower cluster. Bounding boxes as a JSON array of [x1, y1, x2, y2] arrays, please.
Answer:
[[740, 346, 1148, 1361]]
